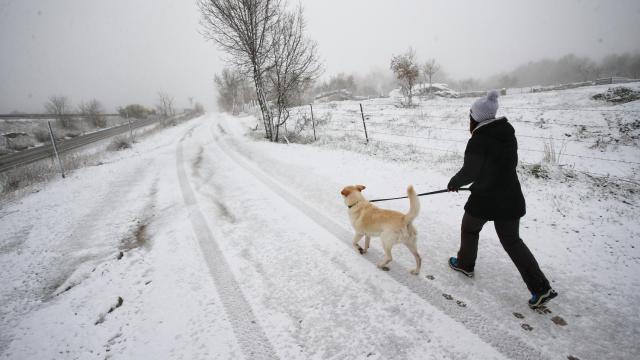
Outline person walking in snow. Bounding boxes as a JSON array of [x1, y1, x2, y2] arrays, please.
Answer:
[[447, 90, 557, 309]]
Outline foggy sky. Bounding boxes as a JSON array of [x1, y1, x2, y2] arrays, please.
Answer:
[[305, 0, 640, 80], [1, 0, 639, 113]]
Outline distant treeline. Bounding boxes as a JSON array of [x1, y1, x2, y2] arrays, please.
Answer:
[[473, 53, 640, 90], [311, 53, 640, 96], [215, 52, 640, 108], [313, 70, 397, 98]]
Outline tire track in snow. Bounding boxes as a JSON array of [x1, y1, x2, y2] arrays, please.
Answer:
[[211, 123, 549, 360], [176, 127, 279, 360]]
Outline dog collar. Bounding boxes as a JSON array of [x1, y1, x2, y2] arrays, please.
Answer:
[[347, 201, 359, 209]]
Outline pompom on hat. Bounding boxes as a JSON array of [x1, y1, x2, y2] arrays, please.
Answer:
[[470, 90, 500, 123]]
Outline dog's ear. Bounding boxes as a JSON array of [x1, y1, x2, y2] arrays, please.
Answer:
[[356, 185, 366, 192], [340, 188, 351, 196]]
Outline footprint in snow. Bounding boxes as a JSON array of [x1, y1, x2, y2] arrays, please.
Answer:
[[442, 293, 453, 300], [513, 312, 525, 319], [534, 306, 553, 315], [521, 323, 533, 331], [551, 316, 567, 326]]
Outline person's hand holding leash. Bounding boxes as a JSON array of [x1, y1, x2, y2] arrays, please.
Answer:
[[447, 180, 459, 192]]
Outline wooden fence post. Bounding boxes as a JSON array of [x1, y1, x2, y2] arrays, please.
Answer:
[[359, 103, 369, 143], [310, 104, 316, 141]]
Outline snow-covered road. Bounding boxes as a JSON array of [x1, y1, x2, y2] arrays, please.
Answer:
[[1, 113, 638, 359]]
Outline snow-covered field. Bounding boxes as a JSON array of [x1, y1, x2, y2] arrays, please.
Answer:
[[306, 82, 640, 180], [1, 84, 639, 359]]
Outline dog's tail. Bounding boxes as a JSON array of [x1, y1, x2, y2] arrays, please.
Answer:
[[404, 185, 420, 224]]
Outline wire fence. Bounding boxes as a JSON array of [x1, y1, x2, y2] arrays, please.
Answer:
[[296, 101, 640, 183]]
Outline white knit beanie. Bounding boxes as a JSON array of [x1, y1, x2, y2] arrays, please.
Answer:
[[470, 90, 499, 123]]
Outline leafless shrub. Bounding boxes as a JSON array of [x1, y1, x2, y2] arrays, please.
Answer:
[[33, 128, 50, 143], [528, 163, 550, 179], [0, 152, 98, 196], [315, 111, 331, 127], [78, 99, 106, 128], [214, 69, 255, 113], [44, 96, 73, 128], [542, 138, 567, 165], [0, 173, 22, 193], [156, 92, 175, 119], [108, 136, 132, 151], [292, 113, 313, 134]]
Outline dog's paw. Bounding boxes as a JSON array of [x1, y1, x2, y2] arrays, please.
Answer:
[[410, 269, 419, 275], [378, 266, 390, 271], [355, 246, 364, 255], [362, 248, 368, 254]]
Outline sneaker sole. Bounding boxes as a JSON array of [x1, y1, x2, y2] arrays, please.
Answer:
[[449, 262, 474, 278], [529, 289, 558, 309]]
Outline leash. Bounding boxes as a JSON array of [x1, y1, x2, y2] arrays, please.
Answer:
[[368, 188, 470, 203]]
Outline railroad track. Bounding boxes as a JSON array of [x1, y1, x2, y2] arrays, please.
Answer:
[[0, 117, 161, 173]]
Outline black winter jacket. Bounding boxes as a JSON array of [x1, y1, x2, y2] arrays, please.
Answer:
[[448, 117, 526, 220]]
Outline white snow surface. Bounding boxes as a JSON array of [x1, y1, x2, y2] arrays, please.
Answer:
[[1, 85, 639, 359]]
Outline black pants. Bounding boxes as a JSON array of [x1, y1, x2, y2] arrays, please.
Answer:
[[457, 212, 550, 294]]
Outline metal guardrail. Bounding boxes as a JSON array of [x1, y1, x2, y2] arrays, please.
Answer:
[[0, 116, 164, 173], [0, 113, 121, 120]]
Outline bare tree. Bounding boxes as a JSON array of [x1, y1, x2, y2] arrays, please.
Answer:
[[267, 6, 321, 142], [198, 0, 281, 139], [214, 68, 244, 113], [44, 95, 73, 128], [239, 77, 257, 107], [156, 92, 175, 119], [390, 48, 420, 105], [78, 99, 106, 128], [422, 58, 440, 95]]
